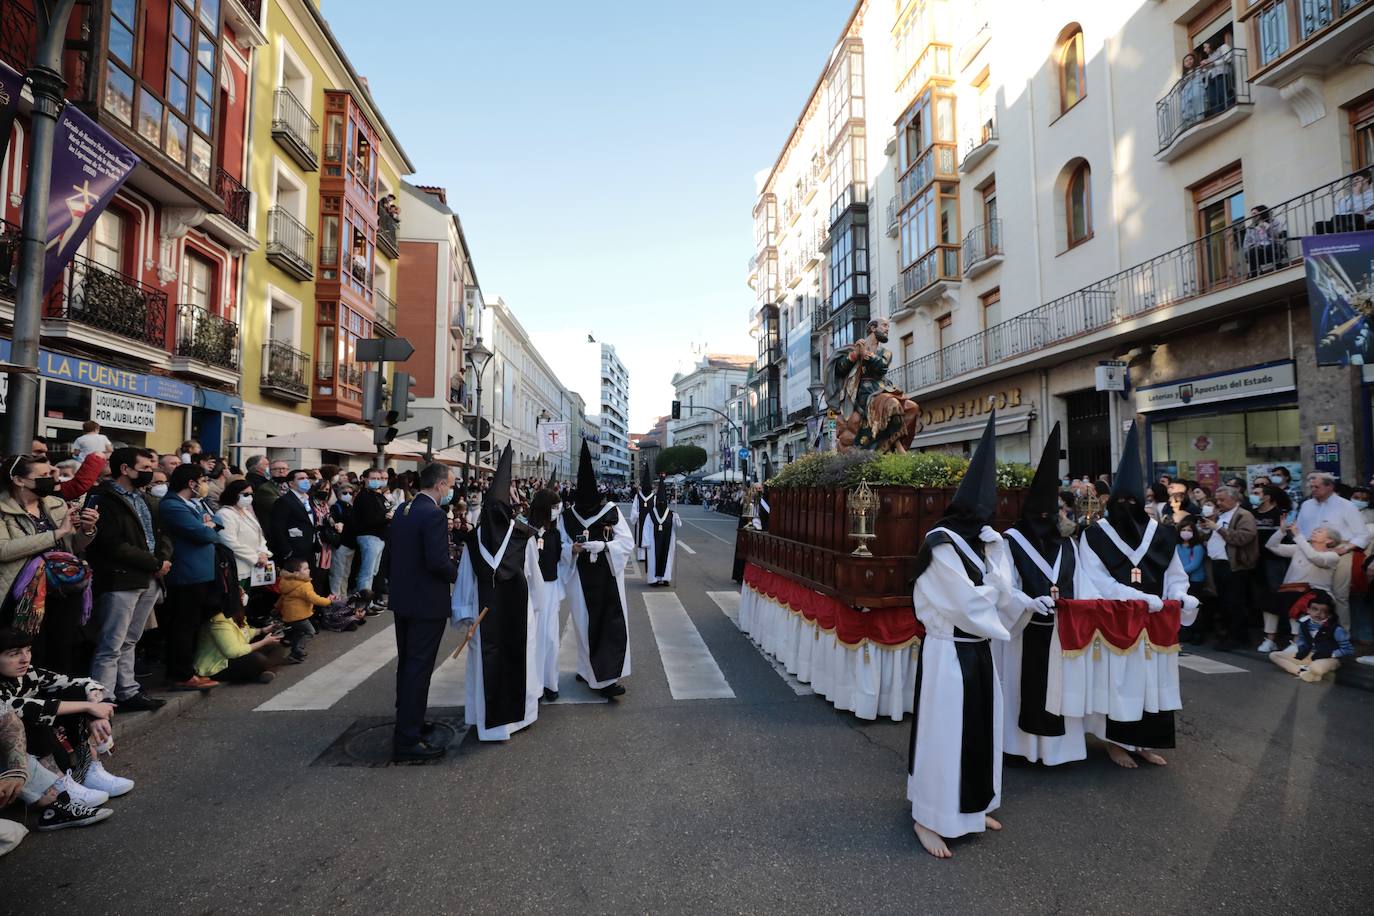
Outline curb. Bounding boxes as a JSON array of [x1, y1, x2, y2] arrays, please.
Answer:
[[1209, 644, 1374, 693], [115, 689, 210, 744]]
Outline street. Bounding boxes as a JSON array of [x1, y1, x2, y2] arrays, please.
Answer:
[[4, 504, 1372, 914]]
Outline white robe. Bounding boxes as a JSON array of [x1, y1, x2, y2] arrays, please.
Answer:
[[995, 536, 1088, 766], [628, 495, 650, 561], [450, 532, 543, 742], [907, 528, 1015, 839], [642, 507, 683, 585], [533, 527, 563, 694], [557, 505, 634, 689]]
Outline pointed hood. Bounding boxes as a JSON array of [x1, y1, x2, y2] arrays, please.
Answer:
[[480, 443, 515, 554], [1017, 422, 1063, 559], [1106, 421, 1148, 542], [639, 463, 652, 499], [546, 468, 557, 489], [574, 442, 600, 514], [946, 411, 999, 531]]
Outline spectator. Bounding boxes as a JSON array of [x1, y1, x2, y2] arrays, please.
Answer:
[[202, 460, 231, 513], [1265, 521, 1340, 653], [1, 704, 111, 838], [1334, 169, 1374, 226], [193, 606, 287, 684], [329, 481, 357, 599], [1296, 471, 1369, 631], [310, 478, 342, 596], [0, 454, 96, 674], [269, 470, 319, 569], [1191, 483, 1212, 507], [1268, 590, 1354, 682], [148, 469, 169, 500], [158, 453, 181, 478], [1178, 51, 1204, 126], [1251, 483, 1292, 630], [72, 421, 112, 462], [349, 467, 390, 597], [86, 448, 169, 713], [274, 556, 333, 662], [157, 464, 222, 691], [1176, 516, 1209, 643], [178, 439, 202, 465], [215, 479, 272, 588], [1200, 485, 1258, 650], [1242, 204, 1287, 277], [53, 459, 79, 485], [1162, 481, 1198, 527]]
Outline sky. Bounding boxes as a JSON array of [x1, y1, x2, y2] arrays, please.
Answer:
[[323, 0, 846, 431]]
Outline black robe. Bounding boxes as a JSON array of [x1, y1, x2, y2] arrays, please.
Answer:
[[1005, 530, 1075, 738], [633, 492, 653, 552], [537, 526, 561, 582], [649, 506, 676, 579], [463, 523, 535, 729], [563, 505, 628, 683]]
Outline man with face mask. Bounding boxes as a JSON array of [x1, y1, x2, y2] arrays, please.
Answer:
[[268, 469, 321, 570], [643, 475, 683, 587], [86, 448, 171, 711]]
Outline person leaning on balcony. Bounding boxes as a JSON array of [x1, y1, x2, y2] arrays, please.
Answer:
[[1243, 205, 1288, 277], [1335, 169, 1374, 230], [1178, 52, 1205, 127], [1202, 33, 1234, 115]]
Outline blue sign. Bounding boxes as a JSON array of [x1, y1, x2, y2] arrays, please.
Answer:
[[0, 338, 194, 405], [738, 447, 750, 460]]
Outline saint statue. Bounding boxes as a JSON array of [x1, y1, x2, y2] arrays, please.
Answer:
[[826, 318, 922, 453]]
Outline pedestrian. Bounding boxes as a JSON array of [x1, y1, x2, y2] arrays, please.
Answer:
[[156, 464, 223, 691], [329, 481, 358, 600], [269, 469, 319, 571], [451, 446, 542, 742], [388, 463, 459, 762], [1199, 485, 1259, 650], [907, 414, 1012, 859], [350, 467, 391, 602], [86, 448, 169, 713]]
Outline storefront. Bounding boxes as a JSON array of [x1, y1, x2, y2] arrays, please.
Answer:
[[1137, 360, 1299, 486], [912, 379, 1035, 463]]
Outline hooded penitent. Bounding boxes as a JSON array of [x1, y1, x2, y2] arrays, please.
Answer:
[[574, 442, 601, 516], [1017, 421, 1064, 562], [655, 480, 668, 510], [912, 411, 998, 579], [481, 444, 516, 557], [1106, 421, 1149, 544], [639, 464, 652, 500]]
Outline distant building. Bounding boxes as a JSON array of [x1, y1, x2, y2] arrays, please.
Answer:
[[670, 354, 752, 477]]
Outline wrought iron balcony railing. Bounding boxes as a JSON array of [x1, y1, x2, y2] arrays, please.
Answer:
[[374, 288, 397, 336], [45, 254, 168, 347], [271, 87, 319, 171], [261, 339, 310, 401], [0, 217, 18, 299], [901, 245, 961, 302], [214, 168, 251, 232], [962, 219, 1003, 272], [174, 304, 239, 370], [377, 210, 399, 259], [899, 143, 958, 209], [0, 0, 36, 71], [1156, 49, 1252, 153], [266, 207, 315, 280]]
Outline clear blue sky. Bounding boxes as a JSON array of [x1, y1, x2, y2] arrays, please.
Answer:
[[324, 0, 846, 430]]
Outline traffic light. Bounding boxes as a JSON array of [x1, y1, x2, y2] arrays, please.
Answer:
[[393, 371, 416, 423], [362, 370, 387, 418], [671, 400, 681, 420], [373, 408, 399, 447]]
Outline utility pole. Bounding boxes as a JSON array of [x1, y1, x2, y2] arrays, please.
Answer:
[[5, 0, 80, 455]]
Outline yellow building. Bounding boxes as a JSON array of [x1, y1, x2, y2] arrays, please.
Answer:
[[240, 0, 413, 463]]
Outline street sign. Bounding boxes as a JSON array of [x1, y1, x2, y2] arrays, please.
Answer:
[[738, 447, 749, 459], [356, 337, 415, 363], [1095, 361, 1127, 392]]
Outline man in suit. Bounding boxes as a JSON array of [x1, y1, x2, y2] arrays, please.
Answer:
[[269, 468, 318, 566], [388, 462, 459, 761], [1200, 484, 1259, 650]]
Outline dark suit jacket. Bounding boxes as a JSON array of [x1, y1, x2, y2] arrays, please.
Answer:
[[387, 492, 458, 619], [270, 491, 318, 565]]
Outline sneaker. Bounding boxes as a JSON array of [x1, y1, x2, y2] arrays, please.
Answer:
[[172, 675, 220, 691], [1358, 656, 1374, 667], [54, 771, 109, 807], [1256, 638, 1278, 653], [36, 793, 113, 831], [81, 760, 134, 798], [257, 671, 277, 684], [1280, 643, 1299, 656]]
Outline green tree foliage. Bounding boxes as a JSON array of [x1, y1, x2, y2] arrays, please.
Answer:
[[656, 444, 709, 476]]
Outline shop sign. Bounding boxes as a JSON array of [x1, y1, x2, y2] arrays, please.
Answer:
[[92, 390, 156, 431], [1315, 442, 1341, 479], [0, 338, 195, 405], [1135, 361, 1295, 413], [923, 386, 1023, 426]]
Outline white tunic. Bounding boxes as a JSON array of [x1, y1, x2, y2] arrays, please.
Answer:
[[628, 495, 650, 561], [642, 506, 683, 585], [450, 530, 543, 742], [557, 505, 635, 689], [533, 527, 564, 694], [907, 528, 1015, 839]]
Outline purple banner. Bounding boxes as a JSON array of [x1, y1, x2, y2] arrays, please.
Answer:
[[0, 59, 22, 168], [43, 105, 139, 290], [1304, 230, 1374, 366]]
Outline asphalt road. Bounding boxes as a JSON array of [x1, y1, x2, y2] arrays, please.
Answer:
[[4, 504, 1372, 914]]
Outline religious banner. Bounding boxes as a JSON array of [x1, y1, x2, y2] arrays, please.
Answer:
[[785, 317, 811, 415], [43, 105, 140, 290], [0, 60, 23, 174], [1303, 231, 1374, 366], [538, 420, 570, 453]]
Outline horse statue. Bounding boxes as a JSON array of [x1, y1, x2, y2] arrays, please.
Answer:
[[825, 317, 922, 453]]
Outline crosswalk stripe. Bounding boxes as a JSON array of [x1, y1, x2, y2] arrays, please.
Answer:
[[682, 518, 734, 545], [643, 592, 735, 700], [545, 614, 609, 705], [428, 649, 467, 708], [706, 590, 739, 624], [707, 591, 813, 695], [254, 625, 398, 711], [1178, 654, 1249, 675], [677, 540, 697, 555]]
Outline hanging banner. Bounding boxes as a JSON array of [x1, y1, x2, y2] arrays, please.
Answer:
[[538, 421, 570, 453], [91, 389, 156, 431], [0, 60, 23, 174], [43, 105, 140, 290], [1303, 231, 1374, 366], [786, 318, 812, 416]]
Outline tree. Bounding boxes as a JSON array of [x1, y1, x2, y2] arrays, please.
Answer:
[[656, 444, 708, 476]]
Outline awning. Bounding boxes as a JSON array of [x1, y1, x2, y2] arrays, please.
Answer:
[[912, 411, 1031, 449]]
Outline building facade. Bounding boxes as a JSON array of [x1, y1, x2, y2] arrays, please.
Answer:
[[670, 354, 751, 477], [751, 0, 1374, 483], [598, 342, 631, 481]]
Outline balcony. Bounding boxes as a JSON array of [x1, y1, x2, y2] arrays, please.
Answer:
[[271, 87, 319, 171], [224, 0, 266, 48], [748, 410, 781, 442], [1156, 49, 1253, 162], [756, 342, 782, 371], [886, 196, 899, 238], [1248, 0, 1374, 88], [891, 169, 1361, 396], [959, 119, 998, 173], [0, 217, 18, 300], [888, 284, 903, 320], [374, 288, 397, 337], [266, 207, 315, 281], [901, 245, 961, 307], [829, 182, 868, 227], [214, 168, 251, 232], [899, 143, 958, 209], [260, 340, 310, 402], [44, 254, 168, 351], [962, 219, 1003, 279], [171, 304, 239, 381], [0, 0, 35, 71], [377, 210, 400, 260]]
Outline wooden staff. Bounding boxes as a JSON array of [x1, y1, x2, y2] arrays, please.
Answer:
[[451, 607, 489, 659]]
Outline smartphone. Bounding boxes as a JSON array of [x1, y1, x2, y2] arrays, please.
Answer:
[[1285, 509, 1298, 525], [574, 533, 588, 545]]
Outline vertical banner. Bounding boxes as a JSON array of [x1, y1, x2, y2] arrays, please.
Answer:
[[1303, 231, 1374, 367], [786, 317, 812, 416], [0, 60, 23, 171], [43, 105, 139, 289], [538, 421, 570, 454]]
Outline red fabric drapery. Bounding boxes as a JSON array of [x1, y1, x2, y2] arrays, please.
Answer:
[[743, 563, 924, 647], [1054, 598, 1181, 655]]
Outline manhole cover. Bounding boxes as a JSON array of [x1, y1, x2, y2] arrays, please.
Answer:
[[312, 715, 471, 767]]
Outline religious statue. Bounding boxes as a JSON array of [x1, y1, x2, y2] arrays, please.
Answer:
[[826, 317, 922, 453]]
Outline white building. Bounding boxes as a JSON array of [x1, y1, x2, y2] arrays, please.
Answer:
[[598, 344, 632, 481], [752, 0, 1374, 480], [670, 354, 752, 477]]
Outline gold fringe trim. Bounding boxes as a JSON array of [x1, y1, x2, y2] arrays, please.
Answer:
[[1059, 628, 1181, 659]]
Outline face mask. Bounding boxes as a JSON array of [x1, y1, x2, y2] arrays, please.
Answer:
[[196, 480, 210, 497], [367, 479, 385, 490], [238, 493, 254, 508], [271, 472, 288, 482], [150, 483, 169, 499], [295, 478, 312, 493], [1201, 505, 1214, 517], [1179, 530, 1194, 541], [440, 489, 454, 506], [31, 477, 56, 496], [1355, 500, 1370, 511], [132, 469, 154, 488], [340, 494, 354, 504], [1249, 494, 1261, 507]]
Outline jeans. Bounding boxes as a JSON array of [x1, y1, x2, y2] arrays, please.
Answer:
[[356, 535, 385, 592], [18, 755, 58, 804], [329, 545, 356, 598], [90, 583, 160, 700], [283, 619, 316, 655]]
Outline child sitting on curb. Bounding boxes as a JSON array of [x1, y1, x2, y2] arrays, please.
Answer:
[[1269, 590, 1355, 682]]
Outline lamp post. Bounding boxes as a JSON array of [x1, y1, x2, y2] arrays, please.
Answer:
[[536, 408, 551, 481], [464, 336, 493, 487]]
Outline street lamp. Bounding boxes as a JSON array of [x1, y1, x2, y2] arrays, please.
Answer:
[[536, 408, 551, 480], [465, 336, 493, 485]]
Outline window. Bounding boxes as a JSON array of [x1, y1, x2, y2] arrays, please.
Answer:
[[980, 288, 1002, 330], [1057, 25, 1085, 114], [1065, 161, 1092, 248], [180, 251, 214, 310], [85, 210, 127, 273], [1191, 164, 1244, 289], [1350, 94, 1374, 170]]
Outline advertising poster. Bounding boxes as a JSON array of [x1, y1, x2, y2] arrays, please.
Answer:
[[785, 318, 811, 416], [1303, 231, 1374, 367]]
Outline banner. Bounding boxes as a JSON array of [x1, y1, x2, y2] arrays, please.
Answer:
[[91, 389, 156, 431], [0, 60, 23, 175], [785, 317, 812, 416], [538, 421, 570, 453], [1304, 230, 1374, 366], [43, 105, 139, 290]]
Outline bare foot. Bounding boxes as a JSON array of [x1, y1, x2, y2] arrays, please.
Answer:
[[984, 815, 1002, 831], [1107, 744, 1138, 769], [1137, 749, 1168, 766], [913, 822, 952, 859]]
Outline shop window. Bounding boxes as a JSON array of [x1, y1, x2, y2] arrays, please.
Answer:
[[1057, 25, 1085, 114], [1148, 405, 1299, 482]]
